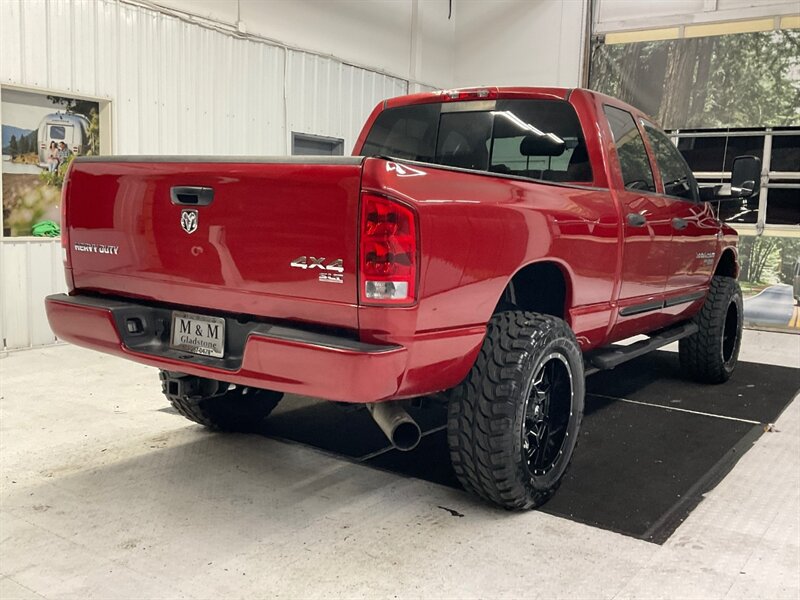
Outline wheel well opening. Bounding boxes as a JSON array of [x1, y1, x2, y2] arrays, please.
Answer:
[[496, 262, 568, 319], [715, 249, 738, 278]]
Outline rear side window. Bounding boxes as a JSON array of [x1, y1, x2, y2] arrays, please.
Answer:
[[604, 105, 655, 192], [643, 123, 699, 202], [489, 100, 592, 182], [360, 103, 438, 163], [360, 99, 593, 183]]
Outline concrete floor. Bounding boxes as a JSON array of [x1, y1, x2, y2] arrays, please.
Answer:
[[1, 330, 798, 599]]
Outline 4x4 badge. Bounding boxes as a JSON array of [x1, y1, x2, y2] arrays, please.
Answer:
[[290, 256, 344, 283], [181, 209, 198, 234]]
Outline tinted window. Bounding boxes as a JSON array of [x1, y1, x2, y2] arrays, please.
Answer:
[[360, 99, 593, 183], [489, 100, 592, 182], [436, 111, 493, 170], [604, 105, 655, 192], [49, 125, 66, 140], [360, 103, 438, 162], [644, 123, 698, 201]]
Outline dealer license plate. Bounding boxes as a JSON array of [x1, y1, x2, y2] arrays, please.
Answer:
[[170, 311, 226, 358]]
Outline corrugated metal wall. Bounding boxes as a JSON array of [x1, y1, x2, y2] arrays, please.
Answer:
[[286, 50, 407, 150], [1, 0, 408, 153], [0, 240, 66, 351], [0, 0, 409, 351]]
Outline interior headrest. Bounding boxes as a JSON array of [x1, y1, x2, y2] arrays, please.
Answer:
[[520, 134, 566, 157]]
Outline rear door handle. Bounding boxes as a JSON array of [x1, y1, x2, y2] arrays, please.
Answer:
[[672, 217, 688, 230], [627, 213, 647, 227], [171, 186, 214, 206]]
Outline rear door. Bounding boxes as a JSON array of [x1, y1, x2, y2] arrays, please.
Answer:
[[603, 105, 673, 337], [642, 122, 719, 298]]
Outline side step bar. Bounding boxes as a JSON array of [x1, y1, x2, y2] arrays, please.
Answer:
[[585, 321, 699, 375]]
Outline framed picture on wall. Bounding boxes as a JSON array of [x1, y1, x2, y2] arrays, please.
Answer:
[[1, 87, 111, 238]]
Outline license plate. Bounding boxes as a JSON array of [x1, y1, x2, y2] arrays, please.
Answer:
[[170, 311, 225, 358]]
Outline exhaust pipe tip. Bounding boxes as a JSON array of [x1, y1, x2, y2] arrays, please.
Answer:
[[390, 420, 422, 452], [367, 402, 422, 452]]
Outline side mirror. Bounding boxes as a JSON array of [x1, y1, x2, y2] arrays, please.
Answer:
[[731, 155, 761, 199]]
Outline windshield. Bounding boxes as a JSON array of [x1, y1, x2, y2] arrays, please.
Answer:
[[360, 99, 593, 183]]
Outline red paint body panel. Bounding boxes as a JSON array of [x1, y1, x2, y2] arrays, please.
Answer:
[[45, 297, 408, 402], [48, 87, 737, 403], [65, 159, 363, 330], [358, 158, 622, 350]]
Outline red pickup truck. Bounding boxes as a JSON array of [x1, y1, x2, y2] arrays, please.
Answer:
[[46, 87, 759, 510]]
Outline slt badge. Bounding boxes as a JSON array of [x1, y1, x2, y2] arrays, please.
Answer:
[[181, 209, 198, 234]]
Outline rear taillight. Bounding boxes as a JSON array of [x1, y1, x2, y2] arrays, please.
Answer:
[[60, 165, 71, 266], [359, 193, 418, 304], [60, 164, 75, 291]]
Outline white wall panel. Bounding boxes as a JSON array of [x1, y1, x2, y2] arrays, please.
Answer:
[[20, 1, 49, 88], [0, 0, 23, 83], [156, 0, 422, 85], [0, 243, 28, 350], [1, 0, 408, 154], [0, 240, 66, 351], [285, 50, 408, 153], [453, 0, 587, 88], [595, 0, 799, 33], [0, 0, 409, 350]]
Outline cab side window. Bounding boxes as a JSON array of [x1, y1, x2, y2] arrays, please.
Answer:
[[643, 123, 699, 202], [603, 105, 655, 193]]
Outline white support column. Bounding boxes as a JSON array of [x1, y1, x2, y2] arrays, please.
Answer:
[[408, 0, 424, 94], [756, 131, 772, 235]]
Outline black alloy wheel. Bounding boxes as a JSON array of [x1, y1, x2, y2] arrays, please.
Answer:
[[721, 300, 740, 364], [523, 353, 574, 479]]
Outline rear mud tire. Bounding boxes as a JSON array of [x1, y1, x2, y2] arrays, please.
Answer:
[[160, 371, 283, 433], [446, 311, 585, 510]]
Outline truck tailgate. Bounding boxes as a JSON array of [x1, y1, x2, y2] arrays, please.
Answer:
[[65, 157, 364, 330]]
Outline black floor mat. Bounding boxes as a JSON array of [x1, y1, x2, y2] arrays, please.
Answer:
[[254, 351, 797, 543], [263, 395, 447, 459], [585, 351, 797, 423]]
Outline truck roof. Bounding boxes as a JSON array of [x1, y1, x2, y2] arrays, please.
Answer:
[[383, 86, 648, 121]]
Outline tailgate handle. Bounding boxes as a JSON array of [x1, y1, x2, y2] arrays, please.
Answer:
[[170, 186, 214, 206]]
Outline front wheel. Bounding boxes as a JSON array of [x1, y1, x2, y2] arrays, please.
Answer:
[[679, 276, 743, 383], [446, 311, 585, 510]]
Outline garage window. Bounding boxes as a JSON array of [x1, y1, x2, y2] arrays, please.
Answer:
[[291, 132, 344, 156], [672, 128, 799, 227]]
